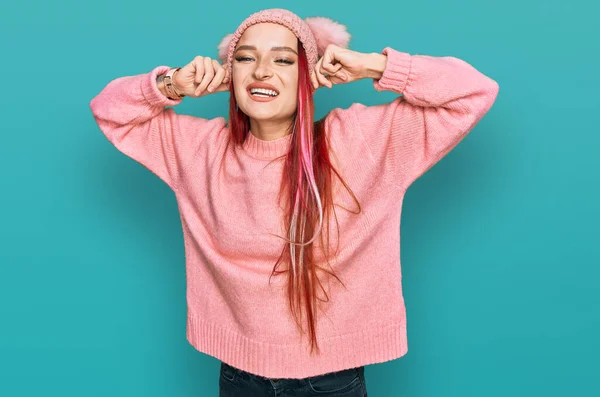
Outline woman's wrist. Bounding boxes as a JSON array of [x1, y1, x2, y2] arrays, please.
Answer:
[[156, 74, 170, 98], [362, 53, 387, 80], [165, 67, 185, 99], [156, 69, 184, 100]]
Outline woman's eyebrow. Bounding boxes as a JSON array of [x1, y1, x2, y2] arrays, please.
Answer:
[[235, 45, 298, 55]]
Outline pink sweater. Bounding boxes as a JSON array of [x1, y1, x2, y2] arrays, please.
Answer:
[[90, 47, 499, 379]]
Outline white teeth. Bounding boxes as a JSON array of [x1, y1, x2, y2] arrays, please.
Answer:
[[250, 88, 278, 96]]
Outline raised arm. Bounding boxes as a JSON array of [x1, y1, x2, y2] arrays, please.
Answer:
[[89, 60, 228, 192], [326, 47, 499, 191]]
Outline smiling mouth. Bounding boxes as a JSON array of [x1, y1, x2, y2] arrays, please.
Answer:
[[248, 88, 279, 98]]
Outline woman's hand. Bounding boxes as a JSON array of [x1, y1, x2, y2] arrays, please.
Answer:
[[173, 56, 230, 97], [310, 45, 387, 89]]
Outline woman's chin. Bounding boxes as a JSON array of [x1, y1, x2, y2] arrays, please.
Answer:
[[242, 107, 280, 121]]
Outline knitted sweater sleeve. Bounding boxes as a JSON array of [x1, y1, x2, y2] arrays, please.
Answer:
[[89, 65, 226, 192], [343, 47, 499, 191]]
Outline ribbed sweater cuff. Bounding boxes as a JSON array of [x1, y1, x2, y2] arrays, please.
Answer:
[[141, 66, 184, 108], [373, 47, 412, 94]]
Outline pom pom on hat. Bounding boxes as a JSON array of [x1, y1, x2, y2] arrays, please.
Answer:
[[218, 33, 234, 64], [305, 17, 351, 57]]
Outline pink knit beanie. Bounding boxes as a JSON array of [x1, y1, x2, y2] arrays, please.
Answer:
[[217, 8, 351, 79]]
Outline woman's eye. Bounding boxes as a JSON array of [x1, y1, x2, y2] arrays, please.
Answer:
[[234, 56, 294, 64], [276, 59, 294, 65]]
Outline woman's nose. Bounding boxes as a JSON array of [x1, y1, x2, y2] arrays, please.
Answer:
[[253, 59, 273, 79]]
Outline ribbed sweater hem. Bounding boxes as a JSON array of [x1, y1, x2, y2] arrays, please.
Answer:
[[186, 311, 408, 379]]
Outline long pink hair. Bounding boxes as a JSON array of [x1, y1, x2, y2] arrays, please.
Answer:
[[227, 41, 361, 355]]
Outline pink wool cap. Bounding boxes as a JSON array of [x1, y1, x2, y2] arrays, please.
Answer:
[[217, 8, 351, 78]]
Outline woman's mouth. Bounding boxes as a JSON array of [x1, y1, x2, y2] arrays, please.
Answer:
[[247, 87, 279, 102]]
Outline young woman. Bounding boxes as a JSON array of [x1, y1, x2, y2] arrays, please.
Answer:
[[90, 8, 499, 397]]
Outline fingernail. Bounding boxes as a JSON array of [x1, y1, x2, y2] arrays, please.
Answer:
[[339, 73, 347, 80], [207, 86, 213, 92]]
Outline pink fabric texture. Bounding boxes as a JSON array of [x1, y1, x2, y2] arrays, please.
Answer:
[[218, 8, 350, 78], [89, 47, 499, 379]]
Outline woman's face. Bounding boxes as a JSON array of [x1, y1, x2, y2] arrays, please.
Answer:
[[232, 23, 299, 124]]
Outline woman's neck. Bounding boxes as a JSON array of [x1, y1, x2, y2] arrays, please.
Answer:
[[249, 117, 294, 141]]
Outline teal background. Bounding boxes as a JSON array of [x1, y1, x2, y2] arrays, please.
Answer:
[[1, 0, 598, 396]]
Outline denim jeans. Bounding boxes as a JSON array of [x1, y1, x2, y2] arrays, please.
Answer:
[[219, 361, 368, 396]]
